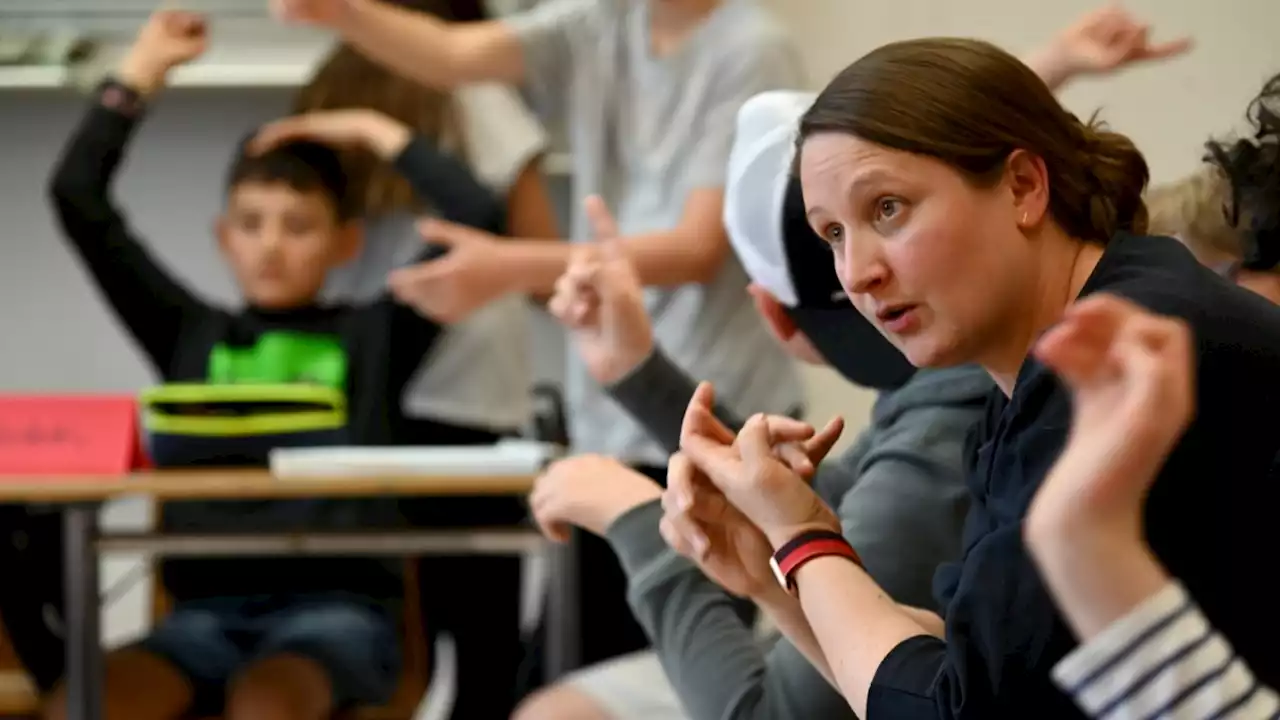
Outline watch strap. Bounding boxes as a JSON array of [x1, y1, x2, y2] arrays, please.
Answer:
[[98, 78, 146, 117], [769, 529, 861, 593]]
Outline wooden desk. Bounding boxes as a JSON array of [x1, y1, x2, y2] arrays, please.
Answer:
[[0, 468, 536, 503], [7, 469, 576, 720]]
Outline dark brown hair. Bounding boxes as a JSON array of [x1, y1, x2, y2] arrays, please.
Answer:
[[1205, 70, 1280, 271], [798, 38, 1150, 242], [226, 138, 355, 221], [291, 0, 485, 216]]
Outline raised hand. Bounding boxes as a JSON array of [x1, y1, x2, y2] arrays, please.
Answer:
[[548, 196, 655, 384], [384, 218, 513, 323], [1028, 293, 1194, 534], [118, 8, 209, 94], [1030, 5, 1191, 89], [250, 109, 411, 159]]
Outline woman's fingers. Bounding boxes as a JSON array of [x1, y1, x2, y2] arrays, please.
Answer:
[[803, 416, 845, 464], [758, 415, 817, 444], [679, 432, 745, 495], [773, 442, 814, 478], [661, 454, 711, 557], [680, 384, 737, 447]]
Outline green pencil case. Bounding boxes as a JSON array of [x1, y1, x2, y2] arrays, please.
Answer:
[[139, 383, 348, 467]]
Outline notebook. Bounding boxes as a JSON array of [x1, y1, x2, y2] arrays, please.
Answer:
[[268, 439, 560, 479]]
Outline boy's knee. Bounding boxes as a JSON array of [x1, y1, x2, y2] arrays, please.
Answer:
[[512, 684, 616, 720], [44, 648, 191, 720], [258, 602, 399, 706], [226, 653, 332, 720]]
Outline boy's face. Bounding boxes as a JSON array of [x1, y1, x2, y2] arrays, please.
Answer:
[[217, 180, 359, 309]]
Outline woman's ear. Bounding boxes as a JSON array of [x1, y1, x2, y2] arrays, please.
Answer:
[[1005, 149, 1051, 229]]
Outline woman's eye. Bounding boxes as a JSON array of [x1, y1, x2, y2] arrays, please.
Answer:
[[875, 198, 902, 221], [822, 224, 844, 245]]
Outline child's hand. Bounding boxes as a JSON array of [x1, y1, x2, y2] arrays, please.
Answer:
[[250, 110, 412, 160], [1028, 294, 1194, 536], [529, 455, 663, 542], [548, 196, 656, 384], [1029, 5, 1191, 89], [118, 9, 209, 95]]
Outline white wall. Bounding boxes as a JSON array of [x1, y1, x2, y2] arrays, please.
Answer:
[[2, 0, 1278, 644]]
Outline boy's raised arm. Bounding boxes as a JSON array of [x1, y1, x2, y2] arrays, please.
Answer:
[[46, 9, 217, 373]]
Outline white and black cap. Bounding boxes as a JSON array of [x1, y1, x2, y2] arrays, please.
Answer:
[[724, 91, 916, 390]]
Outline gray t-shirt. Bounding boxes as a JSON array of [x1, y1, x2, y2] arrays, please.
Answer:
[[508, 0, 806, 463], [324, 83, 546, 431]]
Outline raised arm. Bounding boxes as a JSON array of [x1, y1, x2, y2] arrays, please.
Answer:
[[250, 107, 507, 385], [1024, 296, 1280, 719], [1022, 5, 1192, 93], [46, 9, 217, 373], [274, 0, 526, 89]]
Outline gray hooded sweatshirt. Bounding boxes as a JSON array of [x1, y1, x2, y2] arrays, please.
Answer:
[[601, 349, 993, 719]]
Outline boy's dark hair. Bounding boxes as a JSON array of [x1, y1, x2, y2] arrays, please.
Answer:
[[1205, 71, 1280, 271], [226, 135, 355, 222]]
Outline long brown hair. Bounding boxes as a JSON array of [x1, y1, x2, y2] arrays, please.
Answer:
[[291, 0, 487, 216], [798, 38, 1150, 243]]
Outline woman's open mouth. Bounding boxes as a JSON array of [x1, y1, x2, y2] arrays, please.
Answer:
[[876, 304, 920, 334]]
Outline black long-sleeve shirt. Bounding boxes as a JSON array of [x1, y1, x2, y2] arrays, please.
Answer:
[[46, 82, 506, 600], [867, 234, 1280, 719]]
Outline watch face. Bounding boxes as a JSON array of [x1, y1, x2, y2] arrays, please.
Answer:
[[769, 554, 789, 589]]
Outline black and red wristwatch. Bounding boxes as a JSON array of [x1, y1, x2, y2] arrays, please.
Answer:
[[769, 529, 862, 595]]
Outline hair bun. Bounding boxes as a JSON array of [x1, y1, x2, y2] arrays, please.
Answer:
[[1077, 119, 1150, 237]]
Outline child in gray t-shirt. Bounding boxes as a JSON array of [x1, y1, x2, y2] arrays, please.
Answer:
[[279, 0, 806, 671]]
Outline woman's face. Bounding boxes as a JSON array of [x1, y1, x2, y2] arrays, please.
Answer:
[[799, 132, 1034, 368]]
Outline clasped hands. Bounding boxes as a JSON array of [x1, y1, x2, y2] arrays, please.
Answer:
[[530, 378, 846, 601], [660, 384, 844, 599]]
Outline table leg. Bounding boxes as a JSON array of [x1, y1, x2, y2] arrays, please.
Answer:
[[543, 529, 580, 680], [63, 504, 103, 720]]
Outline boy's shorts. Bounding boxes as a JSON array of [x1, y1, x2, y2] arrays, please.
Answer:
[[136, 592, 400, 716], [565, 651, 687, 720]]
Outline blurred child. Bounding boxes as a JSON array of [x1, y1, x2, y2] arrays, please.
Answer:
[[291, 14, 557, 712], [43, 8, 504, 719]]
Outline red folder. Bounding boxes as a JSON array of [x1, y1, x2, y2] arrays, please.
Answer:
[[0, 395, 149, 476]]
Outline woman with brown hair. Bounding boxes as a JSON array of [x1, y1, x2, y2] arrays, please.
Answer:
[[290, 3, 558, 717], [657, 35, 1280, 719]]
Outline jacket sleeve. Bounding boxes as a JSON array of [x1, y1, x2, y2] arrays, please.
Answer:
[[1053, 582, 1279, 720], [605, 501, 857, 720], [867, 385, 1080, 719], [606, 348, 743, 454], [46, 82, 215, 373], [372, 134, 508, 391]]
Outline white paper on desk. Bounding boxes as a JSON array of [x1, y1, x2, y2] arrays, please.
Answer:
[[268, 439, 560, 478]]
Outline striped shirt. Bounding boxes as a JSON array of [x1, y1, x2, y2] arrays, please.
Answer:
[[1053, 582, 1279, 719]]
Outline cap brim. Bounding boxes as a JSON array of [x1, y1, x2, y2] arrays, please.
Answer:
[[789, 306, 917, 390]]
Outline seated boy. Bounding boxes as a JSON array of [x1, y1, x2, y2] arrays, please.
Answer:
[[43, 9, 505, 720]]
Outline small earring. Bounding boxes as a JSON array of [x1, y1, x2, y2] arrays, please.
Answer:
[[1020, 212, 1029, 226]]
